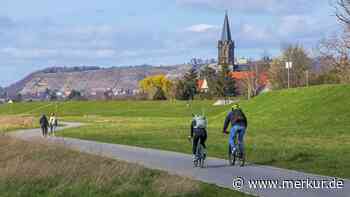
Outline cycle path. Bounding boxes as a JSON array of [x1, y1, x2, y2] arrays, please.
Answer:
[[8, 122, 350, 197]]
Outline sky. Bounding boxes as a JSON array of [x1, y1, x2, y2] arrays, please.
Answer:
[[0, 0, 341, 86]]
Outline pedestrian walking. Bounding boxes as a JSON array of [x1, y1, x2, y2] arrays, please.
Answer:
[[49, 113, 58, 136], [39, 114, 49, 137]]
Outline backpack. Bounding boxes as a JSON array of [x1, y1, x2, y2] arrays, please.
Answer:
[[193, 115, 207, 129], [232, 109, 244, 122]]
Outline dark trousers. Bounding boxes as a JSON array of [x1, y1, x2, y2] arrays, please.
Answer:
[[192, 133, 207, 155], [49, 124, 56, 133], [41, 126, 48, 137]]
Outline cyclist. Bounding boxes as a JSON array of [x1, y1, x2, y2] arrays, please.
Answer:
[[189, 114, 207, 161], [223, 104, 248, 158]]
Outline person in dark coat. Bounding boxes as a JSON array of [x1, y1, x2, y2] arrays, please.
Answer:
[[39, 114, 49, 137]]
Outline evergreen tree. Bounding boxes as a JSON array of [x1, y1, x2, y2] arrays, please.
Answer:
[[184, 67, 198, 82], [174, 80, 186, 100], [183, 67, 198, 100], [216, 65, 236, 97], [200, 65, 218, 96]]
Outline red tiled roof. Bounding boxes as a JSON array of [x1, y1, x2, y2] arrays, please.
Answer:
[[230, 71, 255, 79], [197, 80, 204, 89], [230, 71, 269, 86]]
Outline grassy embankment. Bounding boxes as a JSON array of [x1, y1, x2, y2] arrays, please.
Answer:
[[0, 136, 248, 197], [1, 85, 349, 178]]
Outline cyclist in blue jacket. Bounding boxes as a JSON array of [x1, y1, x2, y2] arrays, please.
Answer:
[[223, 104, 248, 158]]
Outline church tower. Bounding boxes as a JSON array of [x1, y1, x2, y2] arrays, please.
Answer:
[[218, 12, 235, 66]]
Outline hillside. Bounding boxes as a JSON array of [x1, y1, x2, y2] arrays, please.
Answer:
[[5, 65, 190, 97], [239, 84, 350, 132]]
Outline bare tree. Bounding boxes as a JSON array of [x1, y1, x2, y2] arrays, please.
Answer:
[[268, 58, 286, 89], [319, 34, 350, 83], [268, 44, 312, 89], [335, 0, 350, 48], [312, 0, 350, 84], [336, 0, 350, 26], [240, 63, 260, 99]]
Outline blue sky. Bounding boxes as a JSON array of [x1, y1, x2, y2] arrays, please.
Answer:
[[0, 0, 341, 86]]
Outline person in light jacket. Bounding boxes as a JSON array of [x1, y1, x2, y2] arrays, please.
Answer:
[[49, 113, 58, 136]]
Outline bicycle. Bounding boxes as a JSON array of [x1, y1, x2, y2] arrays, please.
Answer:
[[188, 136, 206, 168], [227, 133, 245, 167]]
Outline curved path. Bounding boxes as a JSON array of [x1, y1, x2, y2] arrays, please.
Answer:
[[8, 122, 350, 197]]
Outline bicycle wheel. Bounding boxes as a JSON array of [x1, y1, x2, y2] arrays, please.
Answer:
[[194, 138, 201, 168], [199, 145, 205, 168], [193, 160, 198, 167], [200, 158, 205, 168], [228, 145, 236, 166], [239, 152, 245, 167]]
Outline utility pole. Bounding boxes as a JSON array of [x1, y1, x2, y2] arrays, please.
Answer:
[[306, 70, 309, 87], [285, 62, 293, 89]]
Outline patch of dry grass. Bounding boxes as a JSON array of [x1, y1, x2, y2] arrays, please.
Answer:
[[0, 136, 245, 197], [0, 116, 36, 132]]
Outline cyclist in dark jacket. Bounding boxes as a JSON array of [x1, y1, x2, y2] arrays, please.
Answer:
[[223, 104, 248, 158], [39, 114, 49, 137]]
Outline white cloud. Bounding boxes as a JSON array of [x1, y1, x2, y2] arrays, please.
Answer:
[[278, 15, 308, 36], [176, 0, 318, 14], [0, 47, 118, 59], [240, 24, 271, 40], [185, 24, 219, 33]]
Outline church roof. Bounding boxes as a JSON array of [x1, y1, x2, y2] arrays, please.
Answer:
[[221, 12, 232, 41]]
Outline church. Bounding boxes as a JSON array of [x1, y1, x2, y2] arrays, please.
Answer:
[[217, 12, 250, 71], [197, 12, 269, 94], [218, 12, 235, 67]]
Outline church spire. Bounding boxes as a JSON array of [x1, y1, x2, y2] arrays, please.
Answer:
[[221, 11, 232, 41], [218, 11, 235, 66]]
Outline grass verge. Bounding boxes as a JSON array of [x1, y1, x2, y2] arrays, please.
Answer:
[[0, 136, 249, 197], [0, 116, 37, 133]]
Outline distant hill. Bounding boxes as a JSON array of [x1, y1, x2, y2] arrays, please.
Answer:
[[5, 65, 191, 98], [40, 66, 102, 74]]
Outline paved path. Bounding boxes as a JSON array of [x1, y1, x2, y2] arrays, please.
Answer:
[[8, 122, 350, 197]]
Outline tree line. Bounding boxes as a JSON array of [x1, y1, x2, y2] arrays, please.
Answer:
[[139, 64, 237, 101]]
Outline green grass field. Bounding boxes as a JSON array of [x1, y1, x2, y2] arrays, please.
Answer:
[[1, 85, 349, 178]]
